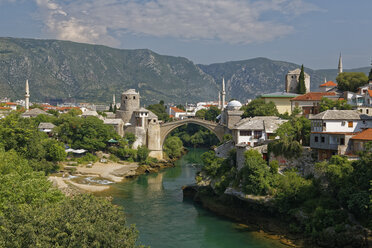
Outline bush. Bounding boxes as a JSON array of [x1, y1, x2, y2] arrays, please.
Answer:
[[76, 153, 98, 164], [137, 146, 150, 164]]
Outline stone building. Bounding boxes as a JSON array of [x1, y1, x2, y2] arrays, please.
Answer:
[[285, 68, 310, 94], [115, 89, 161, 157], [219, 100, 244, 129]]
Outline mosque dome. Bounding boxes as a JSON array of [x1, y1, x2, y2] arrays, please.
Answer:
[[226, 100, 242, 110]]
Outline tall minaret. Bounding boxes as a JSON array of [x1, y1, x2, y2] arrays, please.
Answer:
[[112, 94, 116, 108], [25, 79, 30, 110], [324, 77, 327, 83], [218, 91, 221, 109], [338, 53, 343, 74], [221, 77, 226, 110]]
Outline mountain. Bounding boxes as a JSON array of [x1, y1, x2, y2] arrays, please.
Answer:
[[198, 58, 370, 101], [0, 37, 370, 105], [0, 37, 218, 105]]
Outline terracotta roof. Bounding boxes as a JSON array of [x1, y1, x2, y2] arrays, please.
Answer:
[[0, 107, 11, 110], [170, 107, 185, 113], [5, 102, 17, 105], [169, 114, 174, 118], [368, 90, 372, 97], [351, 129, 372, 140], [291, 92, 336, 101], [320, 81, 337, 87]]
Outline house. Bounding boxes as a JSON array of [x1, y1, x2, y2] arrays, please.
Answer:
[[350, 128, 372, 153], [344, 82, 372, 109], [167, 106, 186, 119], [231, 116, 287, 147], [319, 81, 337, 92], [290, 92, 339, 116], [4, 102, 18, 110], [285, 68, 311, 94], [21, 108, 49, 118], [260, 92, 299, 114], [38, 122, 56, 136], [310, 110, 372, 160]]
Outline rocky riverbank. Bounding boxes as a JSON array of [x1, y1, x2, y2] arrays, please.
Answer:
[[183, 185, 371, 248]]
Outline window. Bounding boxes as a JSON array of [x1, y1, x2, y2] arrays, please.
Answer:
[[254, 131, 262, 139], [340, 138, 345, 145], [348, 121, 353, 128], [367, 109, 369, 114], [314, 136, 319, 142], [341, 121, 345, 126], [133, 96, 136, 99], [323, 122, 326, 127], [240, 130, 251, 136], [321, 137, 325, 143]]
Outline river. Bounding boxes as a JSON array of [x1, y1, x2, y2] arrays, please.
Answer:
[[101, 148, 286, 248]]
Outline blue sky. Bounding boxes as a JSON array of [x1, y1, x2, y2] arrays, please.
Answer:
[[0, 0, 371, 69]]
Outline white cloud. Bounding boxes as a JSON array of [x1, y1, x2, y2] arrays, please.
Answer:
[[30, 0, 320, 46]]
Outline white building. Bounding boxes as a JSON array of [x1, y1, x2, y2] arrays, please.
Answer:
[[310, 110, 372, 160], [231, 116, 287, 147]]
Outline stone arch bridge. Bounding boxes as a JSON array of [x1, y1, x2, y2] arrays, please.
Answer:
[[148, 118, 228, 159]]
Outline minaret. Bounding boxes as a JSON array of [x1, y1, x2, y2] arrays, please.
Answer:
[[112, 94, 116, 108], [25, 79, 30, 110], [221, 77, 226, 110], [218, 91, 221, 109], [324, 77, 327, 84], [338, 53, 343, 74]]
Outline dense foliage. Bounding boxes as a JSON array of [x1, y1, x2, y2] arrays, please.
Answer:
[[297, 65, 306, 94], [195, 106, 221, 122], [319, 97, 353, 112], [147, 101, 169, 121], [336, 72, 368, 92], [164, 136, 183, 159], [167, 124, 219, 148], [241, 99, 279, 118], [269, 114, 310, 158]]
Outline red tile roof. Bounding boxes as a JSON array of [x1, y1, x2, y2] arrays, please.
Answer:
[[5, 102, 17, 106], [368, 90, 372, 97], [291, 92, 336, 101], [170, 107, 185, 113], [351, 129, 372, 141], [320, 81, 337, 87], [0, 107, 11, 110]]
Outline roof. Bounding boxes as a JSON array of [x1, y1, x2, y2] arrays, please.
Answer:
[[148, 110, 158, 119], [233, 116, 286, 131], [81, 110, 98, 116], [5, 102, 17, 106], [136, 107, 149, 112], [38, 122, 56, 129], [291, 92, 336, 101], [310, 110, 363, 120], [103, 119, 123, 125], [351, 129, 372, 141], [22, 108, 49, 117], [0, 107, 11, 110], [122, 89, 138, 95], [287, 68, 310, 77], [368, 90, 372, 97], [227, 100, 242, 108], [170, 106, 185, 113], [261, 92, 299, 98], [320, 81, 337, 87]]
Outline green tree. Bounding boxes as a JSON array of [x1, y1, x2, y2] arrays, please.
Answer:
[[336, 72, 368, 92], [369, 67, 372, 81], [164, 136, 183, 159], [195, 109, 207, 119], [297, 65, 306, 94], [46, 142, 67, 162], [147, 101, 168, 121], [204, 106, 221, 122], [109, 104, 113, 112], [176, 104, 185, 111], [137, 146, 150, 164], [124, 132, 136, 148], [319, 97, 353, 112], [241, 99, 279, 118]]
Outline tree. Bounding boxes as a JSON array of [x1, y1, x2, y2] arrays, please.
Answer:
[[369, 67, 372, 81], [176, 104, 185, 111], [204, 106, 221, 121], [297, 65, 306, 94], [147, 101, 168, 121], [319, 97, 352, 112], [46, 143, 67, 162], [109, 104, 113, 112], [124, 132, 136, 148], [137, 146, 149, 164], [164, 136, 183, 159], [241, 99, 279, 118], [336, 72, 368, 92], [195, 109, 207, 119]]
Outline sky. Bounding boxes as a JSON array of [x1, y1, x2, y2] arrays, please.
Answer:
[[0, 0, 371, 69]]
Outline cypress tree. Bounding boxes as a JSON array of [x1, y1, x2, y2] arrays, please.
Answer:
[[369, 67, 372, 81], [109, 104, 113, 112], [113, 104, 117, 113], [297, 65, 306, 94]]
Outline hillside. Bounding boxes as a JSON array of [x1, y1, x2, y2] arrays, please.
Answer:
[[0, 37, 218, 104], [198, 58, 370, 101], [0, 37, 370, 104]]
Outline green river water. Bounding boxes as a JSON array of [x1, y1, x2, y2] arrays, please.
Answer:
[[101, 149, 286, 248]]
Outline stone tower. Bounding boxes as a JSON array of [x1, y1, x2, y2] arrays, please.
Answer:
[[285, 69, 310, 94], [116, 89, 140, 124], [338, 53, 343, 74], [25, 79, 30, 110]]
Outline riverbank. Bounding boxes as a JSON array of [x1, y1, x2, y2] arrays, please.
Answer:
[[183, 185, 323, 248], [49, 159, 176, 195]]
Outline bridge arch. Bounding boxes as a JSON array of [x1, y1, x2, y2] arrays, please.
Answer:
[[159, 119, 226, 148]]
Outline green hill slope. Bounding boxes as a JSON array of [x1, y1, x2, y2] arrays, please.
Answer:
[[0, 37, 218, 104]]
